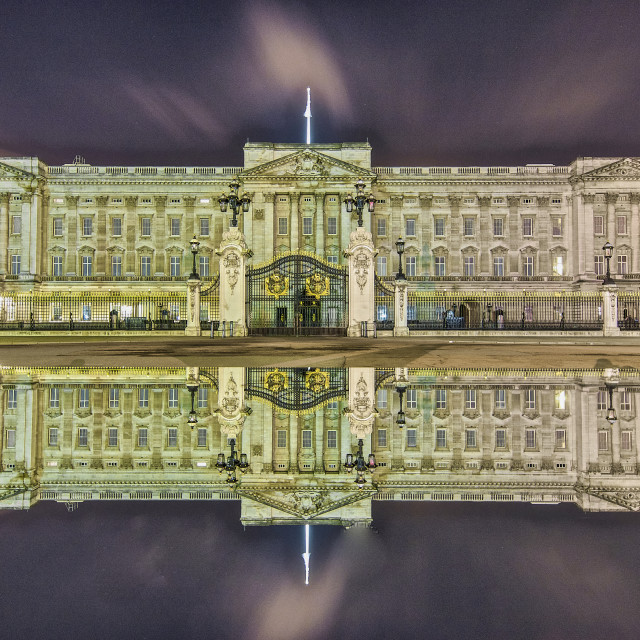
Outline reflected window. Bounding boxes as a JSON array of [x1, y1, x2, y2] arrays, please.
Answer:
[[554, 390, 566, 411], [7, 388, 17, 410], [525, 389, 536, 410], [466, 429, 477, 449], [377, 428, 387, 448], [621, 389, 631, 411], [302, 430, 312, 448], [376, 389, 388, 409], [109, 388, 119, 409], [327, 430, 337, 448], [622, 431, 633, 451], [167, 427, 178, 448], [525, 428, 537, 449], [197, 388, 208, 409], [495, 429, 507, 449], [49, 387, 60, 409], [407, 428, 418, 448], [48, 427, 58, 447], [276, 430, 287, 448], [6, 429, 16, 448], [465, 389, 476, 410], [435, 428, 447, 449], [495, 389, 506, 410], [79, 388, 90, 409], [597, 390, 606, 410], [138, 428, 148, 448], [406, 389, 417, 409], [168, 388, 179, 409], [197, 428, 207, 447], [435, 389, 447, 409], [327, 400, 338, 409], [555, 429, 566, 449], [138, 388, 149, 408], [78, 427, 88, 447], [598, 430, 609, 451], [108, 427, 118, 447]]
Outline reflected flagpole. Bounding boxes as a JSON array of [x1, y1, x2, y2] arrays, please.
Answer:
[[304, 87, 311, 145], [302, 523, 310, 585]]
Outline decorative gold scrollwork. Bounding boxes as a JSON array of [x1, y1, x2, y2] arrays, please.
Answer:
[[305, 272, 330, 299], [264, 368, 288, 393], [265, 272, 289, 298], [305, 368, 329, 393]]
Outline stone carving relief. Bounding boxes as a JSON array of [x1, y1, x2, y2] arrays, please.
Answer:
[[353, 250, 370, 293], [224, 251, 241, 292]]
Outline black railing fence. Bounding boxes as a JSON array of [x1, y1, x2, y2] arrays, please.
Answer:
[[618, 292, 640, 330], [375, 275, 395, 330]]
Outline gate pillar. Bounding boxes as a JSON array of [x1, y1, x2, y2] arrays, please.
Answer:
[[185, 277, 201, 336], [603, 286, 620, 336], [216, 227, 251, 336], [394, 279, 409, 336], [344, 227, 377, 337]]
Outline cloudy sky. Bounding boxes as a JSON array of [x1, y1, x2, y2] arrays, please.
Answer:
[[2, 0, 640, 167]]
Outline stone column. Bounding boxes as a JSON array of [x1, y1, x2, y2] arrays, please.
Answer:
[[290, 192, 299, 251], [477, 195, 491, 274], [344, 226, 377, 336], [155, 196, 167, 275], [125, 196, 138, 275], [419, 195, 432, 274], [506, 196, 520, 276], [630, 193, 640, 273], [66, 195, 79, 276], [0, 192, 10, 275], [20, 191, 33, 278], [448, 195, 462, 275], [605, 192, 617, 250], [394, 278, 409, 336], [185, 276, 201, 336], [216, 227, 250, 336], [581, 193, 596, 279], [263, 193, 275, 263], [315, 192, 325, 256], [602, 286, 620, 336], [537, 196, 550, 274], [96, 196, 109, 275]]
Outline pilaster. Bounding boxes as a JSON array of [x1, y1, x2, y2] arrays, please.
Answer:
[[315, 192, 325, 256], [125, 196, 138, 275], [602, 287, 620, 336], [0, 192, 10, 275], [630, 193, 640, 273], [154, 196, 167, 275], [185, 277, 202, 336], [448, 195, 462, 274], [290, 192, 299, 251], [344, 226, 377, 336], [477, 195, 491, 274], [96, 195, 109, 275], [66, 195, 79, 276], [394, 279, 409, 336]]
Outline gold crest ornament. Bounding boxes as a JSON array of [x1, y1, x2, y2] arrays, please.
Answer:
[[264, 368, 288, 393], [305, 368, 329, 393], [305, 272, 330, 299], [265, 272, 289, 298]]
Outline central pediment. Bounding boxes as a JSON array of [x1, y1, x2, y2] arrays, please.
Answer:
[[580, 157, 640, 180], [241, 149, 376, 181]]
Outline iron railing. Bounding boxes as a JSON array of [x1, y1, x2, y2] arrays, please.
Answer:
[[618, 292, 640, 330], [199, 274, 220, 329], [375, 275, 395, 330]]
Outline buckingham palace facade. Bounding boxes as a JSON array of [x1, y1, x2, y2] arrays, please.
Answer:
[[2, 142, 640, 294]]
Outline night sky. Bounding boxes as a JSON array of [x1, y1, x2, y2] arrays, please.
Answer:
[[2, 0, 640, 167]]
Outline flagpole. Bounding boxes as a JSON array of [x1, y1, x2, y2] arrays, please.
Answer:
[[304, 87, 311, 145]]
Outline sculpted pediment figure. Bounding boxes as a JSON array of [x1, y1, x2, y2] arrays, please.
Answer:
[[581, 157, 640, 180]]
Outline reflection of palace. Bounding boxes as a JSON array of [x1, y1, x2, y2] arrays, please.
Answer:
[[1, 366, 639, 522]]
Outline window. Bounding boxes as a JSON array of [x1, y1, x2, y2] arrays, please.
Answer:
[[302, 217, 313, 235], [111, 255, 122, 276], [7, 389, 17, 409], [140, 256, 151, 277], [525, 389, 536, 410], [377, 389, 388, 409], [327, 430, 337, 448], [11, 216, 21, 235], [594, 255, 604, 276], [48, 427, 58, 447], [138, 388, 149, 408], [407, 429, 418, 448], [493, 256, 504, 277], [302, 430, 312, 448], [617, 254, 628, 275], [197, 387, 208, 408], [598, 430, 609, 451], [327, 217, 337, 235], [495, 429, 506, 449], [555, 390, 566, 410], [522, 217, 533, 236], [522, 255, 534, 277], [276, 430, 287, 448], [141, 217, 151, 236], [435, 388, 447, 409], [199, 256, 209, 277], [622, 431, 633, 451], [552, 216, 563, 236], [10, 255, 20, 275], [6, 429, 16, 448], [495, 389, 506, 410], [465, 389, 476, 410], [53, 218, 63, 236], [493, 218, 504, 236], [406, 389, 417, 409], [108, 427, 118, 447], [406, 218, 416, 236], [555, 429, 566, 449], [594, 215, 604, 235], [78, 427, 88, 447], [406, 256, 416, 277], [112, 218, 122, 236], [621, 389, 631, 411], [434, 256, 445, 276], [436, 428, 447, 449], [525, 428, 537, 449], [200, 218, 210, 236], [197, 428, 207, 447], [376, 218, 386, 236], [377, 428, 387, 448], [463, 217, 474, 236], [168, 388, 179, 408], [138, 428, 148, 448], [170, 218, 180, 236], [434, 217, 445, 237], [466, 429, 477, 449], [553, 255, 564, 276], [278, 217, 288, 235], [52, 255, 63, 276], [376, 256, 387, 276], [597, 390, 607, 410], [49, 387, 60, 409], [82, 255, 92, 276], [167, 427, 178, 447], [327, 256, 338, 265], [463, 256, 475, 276], [109, 388, 120, 409], [79, 388, 90, 409], [617, 215, 627, 235], [170, 256, 181, 277], [82, 217, 92, 236]]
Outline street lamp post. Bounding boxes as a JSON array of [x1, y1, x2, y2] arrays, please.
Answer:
[[344, 178, 375, 228], [189, 235, 200, 279], [344, 438, 377, 488], [216, 438, 249, 485], [605, 381, 618, 425], [602, 241, 614, 285], [395, 383, 407, 427], [187, 384, 198, 428], [395, 237, 406, 280], [218, 176, 251, 228]]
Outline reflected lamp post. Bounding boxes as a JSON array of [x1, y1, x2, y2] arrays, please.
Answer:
[[216, 438, 249, 485], [395, 382, 407, 427], [605, 381, 618, 425], [189, 235, 200, 279], [218, 176, 251, 228], [395, 237, 406, 280], [187, 383, 198, 428], [603, 241, 614, 285], [344, 438, 377, 488], [344, 178, 375, 228]]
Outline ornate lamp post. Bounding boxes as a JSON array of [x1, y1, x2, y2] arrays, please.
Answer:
[[395, 383, 407, 427], [605, 380, 618, 425], [344, 178, 375, 228], [187, 383, 198, 428], [602, 241, 614, 284], [216, 438, 249, 485], [344, 438, 377, 488], [189, 235, 200, 279], [395, 237, 406, 280], [218, 176, 251, 228]]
